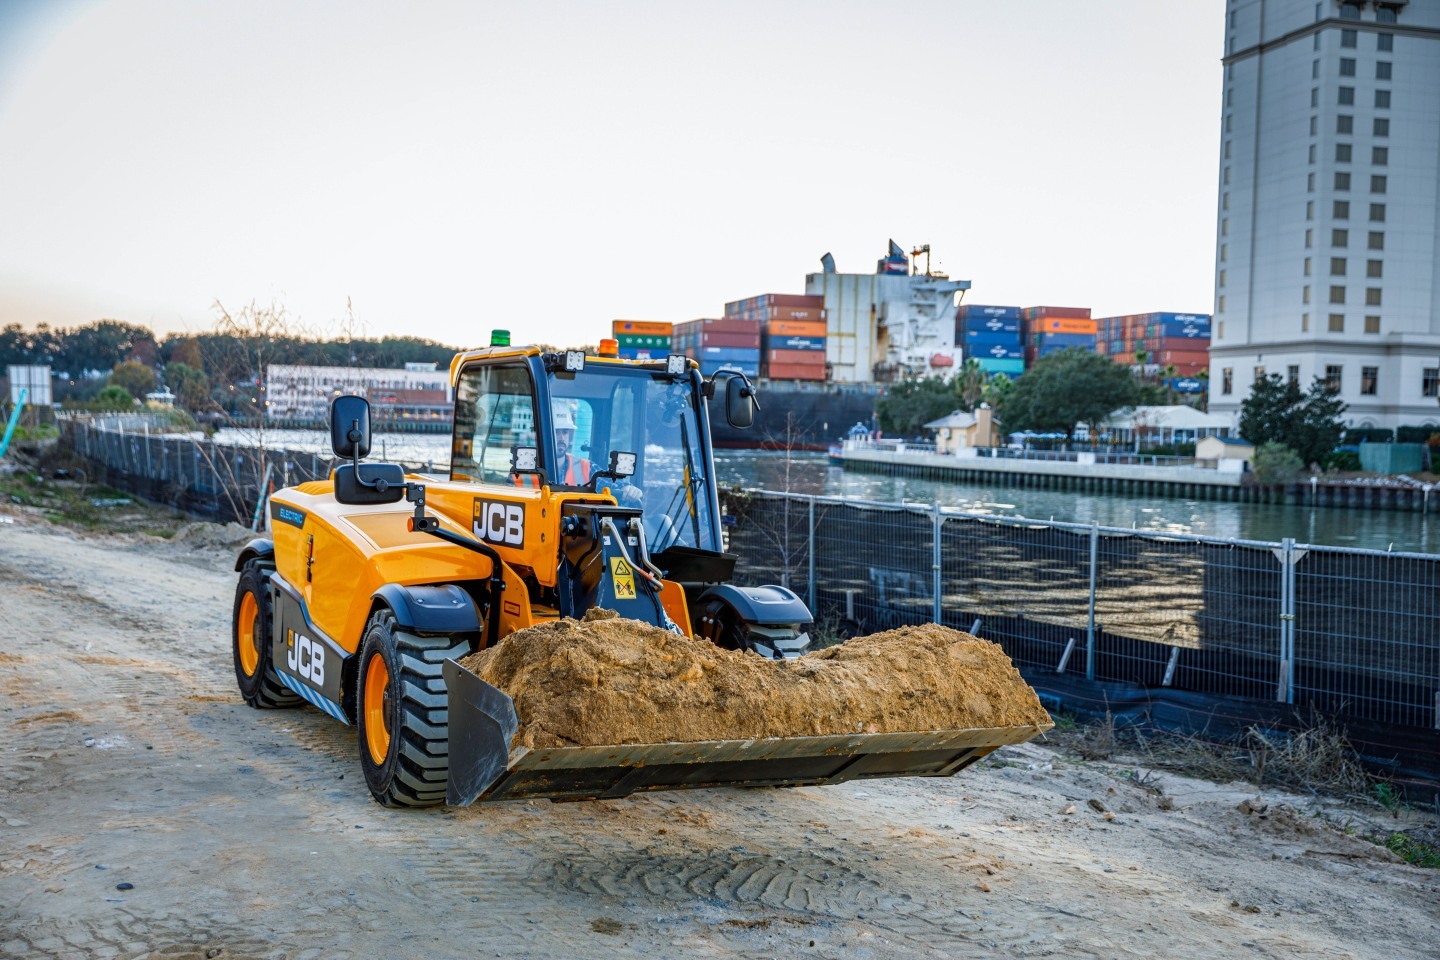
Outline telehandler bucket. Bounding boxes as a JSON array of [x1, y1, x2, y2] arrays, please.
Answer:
[[442, 660, 1053, 805]]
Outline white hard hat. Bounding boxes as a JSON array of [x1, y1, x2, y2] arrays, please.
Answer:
[[552, 402, 576, 431]]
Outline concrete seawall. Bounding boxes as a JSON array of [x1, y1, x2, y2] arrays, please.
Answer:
[[839, 447, 1436, 510]]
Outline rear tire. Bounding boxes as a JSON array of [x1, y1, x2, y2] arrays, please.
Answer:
[[356, 609, 468, 808], [232, 562, 301, 709]]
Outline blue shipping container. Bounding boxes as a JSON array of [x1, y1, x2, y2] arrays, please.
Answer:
[[766, 335, 826, 352], [697, 346, 763, 362], [1149, 319, 1212, 339], [962, 316, 1022, 335], [1166, 377, 1205, 394], [958, 304, 1023, 321], [617, 347, 657, 360], [968, 343, 1024, 361], [964, 330, 1024, 347], [1033, 333, 1096, 348]]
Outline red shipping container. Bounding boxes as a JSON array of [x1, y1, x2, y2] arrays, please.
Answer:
[[764, 362, 826, 381], [767, 294, 823, 308], [694, 332, 761, 349], [765, 320, 827, 337], [1024, 306, 1091, 320], [694, 317, 760, 334], [765, 348, 828, 365], [1157, 349, 1210, 364]]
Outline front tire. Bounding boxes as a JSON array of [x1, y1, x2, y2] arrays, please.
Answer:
[[232, 563, 301, 709], [356, 609, 467, 808]]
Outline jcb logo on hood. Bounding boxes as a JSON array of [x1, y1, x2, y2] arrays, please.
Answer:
[[472, 499, 525, 547]]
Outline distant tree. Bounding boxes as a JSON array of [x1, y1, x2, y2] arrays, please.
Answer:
[[58, 320, 156, 375], [108, 360, 157, 399], [1003, 348, 1140, 443], [94, 385, 135, 409], [876, 376, 962, 437], [1239, 374, 1346, 467], [167, 336, 205, 371], [953, 359, 989, 410], [164, 361, 211, 413]]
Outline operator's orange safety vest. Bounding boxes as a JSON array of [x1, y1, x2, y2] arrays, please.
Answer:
[[514, 455, 592, 488]]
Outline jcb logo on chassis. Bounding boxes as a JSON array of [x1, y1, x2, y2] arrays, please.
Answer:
[[472, 498, 525, 547], [286, 629, 325, 686]]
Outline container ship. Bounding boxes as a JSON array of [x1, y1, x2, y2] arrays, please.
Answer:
[[613, 241, 1210, 449]]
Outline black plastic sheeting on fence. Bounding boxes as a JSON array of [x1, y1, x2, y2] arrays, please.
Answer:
[[1024, 671, 1440, 804]]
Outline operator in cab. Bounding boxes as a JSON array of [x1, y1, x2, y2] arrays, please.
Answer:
[[518, 401, 643, 506]]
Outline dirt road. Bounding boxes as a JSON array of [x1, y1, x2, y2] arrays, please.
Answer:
[[1, 522, 1437, 959]]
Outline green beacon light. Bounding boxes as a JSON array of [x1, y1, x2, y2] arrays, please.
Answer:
[[490, 329, 511, 347]]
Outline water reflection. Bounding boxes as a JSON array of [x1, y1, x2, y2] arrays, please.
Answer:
[[212, 430, 1435, 553]]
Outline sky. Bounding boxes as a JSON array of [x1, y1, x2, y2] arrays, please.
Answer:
[[0, 0, 1225, 349]]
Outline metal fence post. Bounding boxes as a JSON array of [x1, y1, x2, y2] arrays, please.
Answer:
[[931, 500, 943, 625], [807, 495, 816, 615], [1274, 537, 1296, 703], [1086, 521, 1098, 680]]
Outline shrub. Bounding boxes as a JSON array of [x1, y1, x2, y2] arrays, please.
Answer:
[[1323, 450, 1362, 472], [1252, 442, 1304, 484]]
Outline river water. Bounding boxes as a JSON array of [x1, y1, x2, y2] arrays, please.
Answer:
[[217, 428, 1438, 553]]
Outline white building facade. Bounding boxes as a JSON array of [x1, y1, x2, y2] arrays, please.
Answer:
[[1209, 0, 1440, 431], [266, 364, 452, 423]]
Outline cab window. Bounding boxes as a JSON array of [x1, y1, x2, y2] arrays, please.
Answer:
[[450, 364, 537, 484]]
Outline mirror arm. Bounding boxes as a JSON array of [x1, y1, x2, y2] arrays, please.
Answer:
[[707, 370, 762, 411], [404, 481, 503, 649]]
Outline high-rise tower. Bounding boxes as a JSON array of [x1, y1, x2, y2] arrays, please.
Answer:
[[1210, 0, 1440, 430]]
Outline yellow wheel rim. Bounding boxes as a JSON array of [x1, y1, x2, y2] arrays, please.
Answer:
[[363, 653, 391, 766], [237, 592, 260, 677]]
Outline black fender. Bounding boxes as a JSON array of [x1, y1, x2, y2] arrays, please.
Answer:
[[697, 584, 812, 628], [234, 538, 275, 572], [372, 583, 482, 636]]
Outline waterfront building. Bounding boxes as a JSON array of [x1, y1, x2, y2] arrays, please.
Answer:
[[1209, 0, 1440, 431], [265, 364, 452, 423]]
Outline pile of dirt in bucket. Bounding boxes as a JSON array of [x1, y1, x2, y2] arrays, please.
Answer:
[[457, 610, 1050, 749]]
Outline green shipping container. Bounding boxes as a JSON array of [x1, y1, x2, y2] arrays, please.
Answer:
[[616, 334, 673, 349]]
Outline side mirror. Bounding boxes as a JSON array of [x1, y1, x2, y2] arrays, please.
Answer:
[[725, 376, 755, 429], [331, 395, 372, 459], [334, 463, 406, 505]]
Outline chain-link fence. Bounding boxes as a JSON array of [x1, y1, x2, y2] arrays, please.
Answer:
[[63, 416, 437, 526], [725, 489, 1440, 737]]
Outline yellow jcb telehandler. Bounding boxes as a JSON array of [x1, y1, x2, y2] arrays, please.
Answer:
[[231, 333, 1048, 807]]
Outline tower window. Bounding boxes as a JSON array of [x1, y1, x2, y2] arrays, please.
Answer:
[[1365, 288, 1382, 306], [1375, 90, 1391, 109], [1371, 175, 1387, 193], [1339, 87, 1355, 105], [1368, 232, 1384, 250], [1333, 201, 1350, 220], [1336, 144, 1352, 163], [1366, 259, 1383, 278], [1329, 258, 1346, 276], [1361, 367, 1377, 396], [1337, 115, 1353, 135], [1328, 315, 1345, 333], [1374, 118, 1389, 137], [1332, 229, 1348, 247], [1376, 62, 1392, 81], [1370, 203, 1385, 222], [1334, 172, 1350, 191], [1364, 315, 1380, 334], [1340, 29, 1357, 48], [1329, 286, 1346, 304], [1339, 58, 1356, 77], [1377, 34, 1393, 53], [1372, 146, 1389, 166]]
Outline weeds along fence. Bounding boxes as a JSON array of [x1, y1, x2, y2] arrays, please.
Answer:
[[62, 416, 437, 526], [723, 489, 1440, 786]]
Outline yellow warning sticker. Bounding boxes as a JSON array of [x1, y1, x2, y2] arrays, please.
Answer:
[[609, 556, 636, 599]]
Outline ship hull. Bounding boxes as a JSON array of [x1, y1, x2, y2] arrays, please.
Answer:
[[706, 381, 881, 451]]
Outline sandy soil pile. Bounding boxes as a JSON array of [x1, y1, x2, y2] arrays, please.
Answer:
[[458, 611, 1050, 749]]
